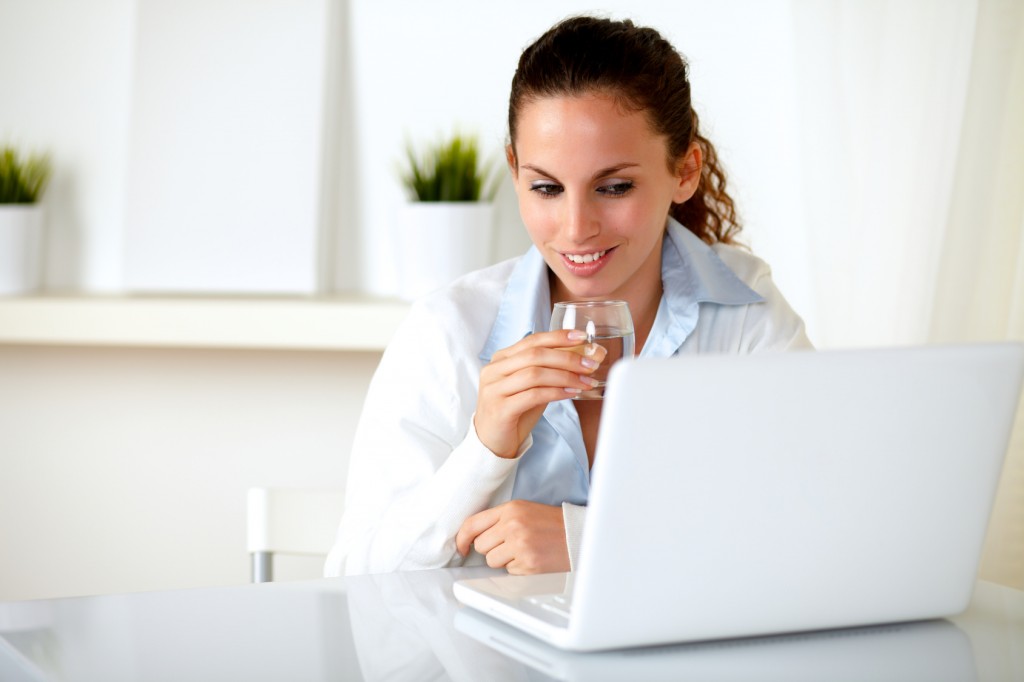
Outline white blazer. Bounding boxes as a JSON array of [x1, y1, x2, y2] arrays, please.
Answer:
[[326, 219, 812, 576]]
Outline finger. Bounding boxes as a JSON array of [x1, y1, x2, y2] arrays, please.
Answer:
[[483, 348, 604, 389], [505, 558, 528, 576], [485, 366, 599, 401], [490, 329, 589, 363], [471, 525, 504, 556], [483, 541, 515, 569], [490, 386, 597, 419], [585, 341, 609, 364], [456, 508, 499, 556]]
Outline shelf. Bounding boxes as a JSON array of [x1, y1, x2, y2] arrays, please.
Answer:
[[0, 294, 411, 351]]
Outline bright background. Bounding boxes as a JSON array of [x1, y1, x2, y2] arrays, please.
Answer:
[[1, 0, 1021, 599]]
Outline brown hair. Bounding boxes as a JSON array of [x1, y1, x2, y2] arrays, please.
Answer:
[[508, 16, 741, 245]]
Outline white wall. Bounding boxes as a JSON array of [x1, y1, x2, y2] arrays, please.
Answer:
[[0, 345, 378, 600], [0, 0, 135, 291], [122, 0, 330, 294]]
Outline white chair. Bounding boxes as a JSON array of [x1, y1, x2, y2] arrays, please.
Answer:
[[246, 487, 345, 583]]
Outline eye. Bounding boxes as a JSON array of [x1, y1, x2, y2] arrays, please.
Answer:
[[597, 181, 635, 197], [529, 181, 563, 198]]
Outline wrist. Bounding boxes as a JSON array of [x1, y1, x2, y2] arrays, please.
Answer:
[[473, 417, 518, 458], [471, 415, 533, 460]]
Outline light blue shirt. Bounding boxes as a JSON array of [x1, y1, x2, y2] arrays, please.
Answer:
[[478, 218, 764, 507]]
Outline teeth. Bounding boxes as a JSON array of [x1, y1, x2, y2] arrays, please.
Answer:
[[566, 250, 607, 264]]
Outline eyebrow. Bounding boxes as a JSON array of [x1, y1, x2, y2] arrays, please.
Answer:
[[520, 163, 640, 182]]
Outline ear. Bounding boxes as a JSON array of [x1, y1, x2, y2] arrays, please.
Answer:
[[672, 142, 702, 204], [505, 145, 518, 180]]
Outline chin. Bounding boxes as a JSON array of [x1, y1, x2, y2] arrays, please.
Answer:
[[560, 281, 620, 301]]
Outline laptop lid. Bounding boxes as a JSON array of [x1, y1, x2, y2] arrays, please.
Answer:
[[569, 343, 1024, 649], [455, 343, 1024, 651]]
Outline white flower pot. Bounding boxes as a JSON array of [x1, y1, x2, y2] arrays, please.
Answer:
[[0, 205, 44, 295], [397, 202, 495, 301]]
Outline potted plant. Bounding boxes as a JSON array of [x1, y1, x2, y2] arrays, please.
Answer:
[[396, 133, 501, 300], [0, 146, 51, 295]]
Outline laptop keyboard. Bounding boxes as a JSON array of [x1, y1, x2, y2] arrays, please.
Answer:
[[526, 593, 573, 619]]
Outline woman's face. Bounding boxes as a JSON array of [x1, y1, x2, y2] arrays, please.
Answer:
[[509, 94, 700, 306]]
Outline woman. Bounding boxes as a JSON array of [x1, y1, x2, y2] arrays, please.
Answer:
[[325, 16, 811, 578]]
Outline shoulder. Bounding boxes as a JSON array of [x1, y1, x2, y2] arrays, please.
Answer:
[[710, 242, 773, 289], [365, 257, 521, 425], [708, 242, 813, 351], [394, 257, 519, 358], [418, 257, 518, 317], [412, 257, 517, 327]]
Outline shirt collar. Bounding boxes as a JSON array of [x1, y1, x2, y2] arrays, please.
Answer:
[[479, 217, 761, 362], [661, 217, 762, 307]]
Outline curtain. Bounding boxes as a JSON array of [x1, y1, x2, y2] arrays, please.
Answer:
[[929, 0, 1024, 590], [793, 0, 1024, 587]]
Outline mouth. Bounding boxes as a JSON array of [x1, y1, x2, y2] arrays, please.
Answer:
[[563, 249, 609, 264], [559, 247, 616, 274]]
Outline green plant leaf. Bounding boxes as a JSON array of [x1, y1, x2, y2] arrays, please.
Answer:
[[398, 133, 498, 203], [0, 146, 52, 204]]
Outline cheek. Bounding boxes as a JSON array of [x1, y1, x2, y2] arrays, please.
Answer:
[[605, 200, 643, 222], [600, 200, 654, 235], [518, 199, 557, 241], [604, 200, 670, 249]]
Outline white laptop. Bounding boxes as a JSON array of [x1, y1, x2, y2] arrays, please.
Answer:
[[453, 607, 974, 681], [453, 343, 1024, 651]]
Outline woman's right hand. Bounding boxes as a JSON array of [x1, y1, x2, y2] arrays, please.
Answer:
[[474, 329, 607, 458]]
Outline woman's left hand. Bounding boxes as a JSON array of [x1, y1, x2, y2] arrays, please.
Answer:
[[456, 500, 570, 574]]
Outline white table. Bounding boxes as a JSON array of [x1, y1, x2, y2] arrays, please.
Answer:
[[0, 568, 1021, 681]]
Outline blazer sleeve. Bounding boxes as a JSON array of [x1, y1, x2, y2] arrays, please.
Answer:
[[325, 300, 524, 577]]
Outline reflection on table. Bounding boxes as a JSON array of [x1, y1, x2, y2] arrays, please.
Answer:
[[0, 568, 1021, 681]]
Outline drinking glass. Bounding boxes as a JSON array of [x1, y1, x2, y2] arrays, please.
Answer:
[[550, 300, 635, 399]]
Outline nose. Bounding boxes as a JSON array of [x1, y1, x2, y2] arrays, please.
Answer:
[[562, 193, 600, 243]]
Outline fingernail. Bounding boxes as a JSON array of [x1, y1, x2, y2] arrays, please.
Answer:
[[567, 330, 587, 341], [580, 357, 598, 369], [584, 343, 599, 357], [564, 387, 583, 394], [579, 375, 599, 387]]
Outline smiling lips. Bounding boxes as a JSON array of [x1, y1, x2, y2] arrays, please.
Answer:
[[564, 249, 608, 264], [560, 247, 614, 274]]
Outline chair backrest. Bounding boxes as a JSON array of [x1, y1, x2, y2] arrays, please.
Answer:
[[246, 487, 345, 582]]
